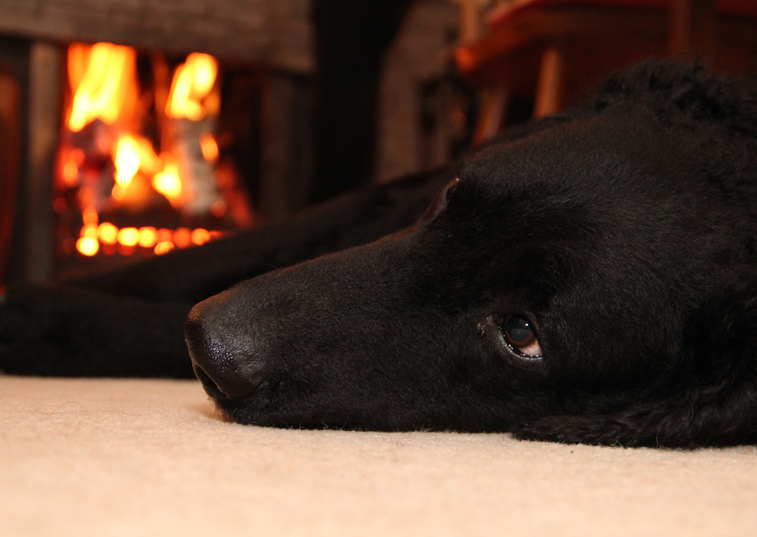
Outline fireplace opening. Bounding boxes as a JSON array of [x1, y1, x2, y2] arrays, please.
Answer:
[[0, 1, 463, 286], [54, 42, 260, 276]]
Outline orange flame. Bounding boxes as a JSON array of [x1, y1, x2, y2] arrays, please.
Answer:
[[152, 154, 184, 207], [166, 53, 219, 120], [200, 133, 219, 163], [68, 43, 137, 132], [61, 148, 85, 187], [111, 134, 162, 201], [113, 135, 141, 187]]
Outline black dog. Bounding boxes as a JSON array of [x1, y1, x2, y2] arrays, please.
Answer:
[[2, 61, 757, 448]]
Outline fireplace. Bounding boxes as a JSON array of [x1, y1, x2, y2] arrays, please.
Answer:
[[0, 0, 315, 285], [0, 0, 468, 286], [55, 43, 260, 275], [3, 40, 271, 281]]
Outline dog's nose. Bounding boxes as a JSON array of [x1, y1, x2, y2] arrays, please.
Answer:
[[185, 310, 262, 399]]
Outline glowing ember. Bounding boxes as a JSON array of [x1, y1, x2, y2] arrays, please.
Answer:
[[200, 133, 219, 163], [117, 227, 140, 247], [81, 224, 98, 238], [61, 148, 85, 187], [138, 227, 158, 248], [76, 222, 100, 256], [211, 200, 228, 218], [191, 228, 211, 245], [157, 229, 173, 243], [173, 228, 192, 249], [75, 219, 219, 257], [76, 237, 100, 257], [82, 207, 98, 226], [154, 242, 175, 255], [98, 222, 119, 245]]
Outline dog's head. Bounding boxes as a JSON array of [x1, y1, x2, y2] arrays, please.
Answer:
[[186, 62, 757, 447]]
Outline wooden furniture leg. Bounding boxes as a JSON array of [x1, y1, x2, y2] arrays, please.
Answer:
[[669, 0, 717, 63], [534, 43, 567, 118], [472, 86, 509, 146]]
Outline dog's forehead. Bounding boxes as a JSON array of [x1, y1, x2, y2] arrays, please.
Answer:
[[433, 112, 713, 382], [459, 109, 681, 202], [445, 109, 700, 265], [439, 108, 714, 317]]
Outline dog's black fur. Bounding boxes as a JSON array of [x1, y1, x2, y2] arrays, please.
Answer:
[[2, 61, 757, 448]]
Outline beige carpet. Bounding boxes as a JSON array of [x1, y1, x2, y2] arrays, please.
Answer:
[[1, 376, 755, 536]]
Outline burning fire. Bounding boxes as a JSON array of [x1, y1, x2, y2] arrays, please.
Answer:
[[112, 135, 143, 193], [151, 154, 184, 208], [67, 43, 137, 132], [59, 43, 233, 259], [166, 53, 219, 121]]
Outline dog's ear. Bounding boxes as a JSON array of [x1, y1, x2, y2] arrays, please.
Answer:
[[589, 60, 757, 132], [668, 273, 757, 446], [513, 273, 757, 448]]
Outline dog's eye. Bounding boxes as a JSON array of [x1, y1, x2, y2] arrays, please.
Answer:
[[503, 314, 543, 357], [446, 177, 460, 203], [423, 178, 460, 221]]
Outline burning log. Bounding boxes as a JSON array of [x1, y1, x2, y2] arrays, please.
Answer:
[[163, 52, 224, 217]]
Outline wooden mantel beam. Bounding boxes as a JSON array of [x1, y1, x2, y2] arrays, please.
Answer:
[[0, 0, 314, 73]]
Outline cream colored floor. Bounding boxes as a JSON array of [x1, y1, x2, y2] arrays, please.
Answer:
[[1, 376, 755, 536]]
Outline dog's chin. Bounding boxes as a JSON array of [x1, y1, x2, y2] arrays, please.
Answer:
[[200, 381, 521, 433], [206, 396, 366, 430], [200, 390, 261, 425]]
